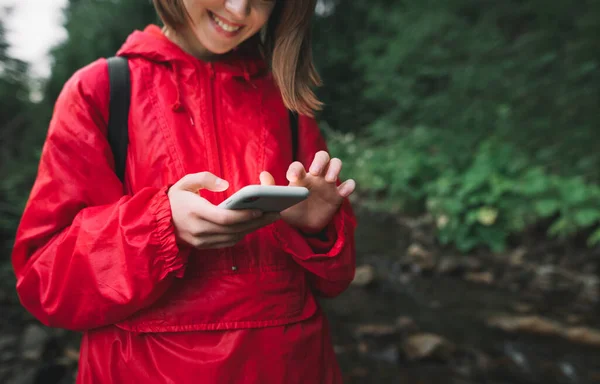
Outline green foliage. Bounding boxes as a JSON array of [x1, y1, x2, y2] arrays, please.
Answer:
[[328, 130, 600, 252], [319, 0, 600, 252], [43, 0, 157, 110], [349, 0, 599, 181], [0, 9, 37, 249]]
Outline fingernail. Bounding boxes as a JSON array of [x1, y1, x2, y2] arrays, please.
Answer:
[[215, 178, 226, 187], [341, 180, 356, 196]]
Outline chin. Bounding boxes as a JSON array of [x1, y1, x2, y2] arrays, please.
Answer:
[[204, 43, 235, 55], [194, 31, 237, 56]]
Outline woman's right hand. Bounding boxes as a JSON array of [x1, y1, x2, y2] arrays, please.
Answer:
[[168, 172, 279, 249]]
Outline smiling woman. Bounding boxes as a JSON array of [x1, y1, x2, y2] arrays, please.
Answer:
[[11, 0, 358, 382]]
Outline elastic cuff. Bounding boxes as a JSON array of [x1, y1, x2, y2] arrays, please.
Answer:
[[302, 218, 339, 254], [150, 186, 188, 279], [273, 203, 352, 261]]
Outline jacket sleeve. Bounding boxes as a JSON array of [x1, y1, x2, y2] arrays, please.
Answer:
[[273, 115, 357, 298], [11, 60, 187, 331]]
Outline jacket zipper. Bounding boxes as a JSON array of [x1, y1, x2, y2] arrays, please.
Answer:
[[206, 63, 237, 272]]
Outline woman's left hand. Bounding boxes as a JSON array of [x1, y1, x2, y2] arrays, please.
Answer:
[[260, 151, 356, 234]]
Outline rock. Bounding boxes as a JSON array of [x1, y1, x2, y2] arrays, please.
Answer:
[[64, 347, 80, 363], [557, 361, 580, 383], [465, 271, 494, 285], [564, 327, 600, 347], [566, 314, 583, 325], [20, 324, 50, 361], [357, 341, 369, 355], [436, 257, 461, 275], [0, 334, 18, 364], [370, 345, 400, 364], [528, 265, 577, 293], [512, 303, 534, 314], [528, 265, 556, 292], [351, 265, 376, 287], [344, 367, 369, 380], [464, 257, 484, 270], [6, 369, 36, 384], [486, 315, 563, 336], [576, 275, 599, 305], [402, 333, 455, 362], [0, 334, 18, 351], [405, 243, 436, 272], [437, 256, 483, 276], [354, 324, 398, 339], [395, 316, 418, 334], [450, 347, 492, 379], [508, 247, 527, 266]]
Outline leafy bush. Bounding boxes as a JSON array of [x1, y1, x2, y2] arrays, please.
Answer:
[[317, 0, 600, 253], [327, 127, 600, 253]]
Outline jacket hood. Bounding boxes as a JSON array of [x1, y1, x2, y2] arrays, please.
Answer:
[[116, 25, 268, 112], [116, 25, 267, 80]]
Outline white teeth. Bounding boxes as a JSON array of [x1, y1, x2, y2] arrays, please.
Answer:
[[211, 13, 241, 32]]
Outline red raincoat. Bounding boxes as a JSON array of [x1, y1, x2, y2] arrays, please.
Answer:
[[11, 26, 357, 383]]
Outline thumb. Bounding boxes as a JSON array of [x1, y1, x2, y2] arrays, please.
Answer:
[[175, 172, 229, 193]]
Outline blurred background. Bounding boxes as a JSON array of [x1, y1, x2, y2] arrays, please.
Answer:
[[1, 0, 599, 383]]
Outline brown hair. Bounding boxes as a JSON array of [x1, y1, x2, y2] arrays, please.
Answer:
[[152, 0, 322, 116]]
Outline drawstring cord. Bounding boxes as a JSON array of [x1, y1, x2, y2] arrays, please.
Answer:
[[170, 63, 185, 112]]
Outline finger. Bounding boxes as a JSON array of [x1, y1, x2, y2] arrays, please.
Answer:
[[325, 158, 343, 183], [309, 151, 331, 176], [192, 233, 244, 249], [286, 162, 307, 184], [198, 212, 280, 235], [234, 212, 281, 233], [259, 171, 276, 186], [175, 172, 229, 193], [196, 201, 263, 226], [337, 179, 356, 198]]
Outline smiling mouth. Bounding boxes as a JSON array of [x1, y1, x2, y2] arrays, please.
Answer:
[[209, 12, 243, 33]]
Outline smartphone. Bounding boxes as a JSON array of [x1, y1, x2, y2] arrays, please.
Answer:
[[218, 185, 309, 212]]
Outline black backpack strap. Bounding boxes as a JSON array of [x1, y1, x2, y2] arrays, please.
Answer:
[[289, 110, 299, 161], [106, 56, 131, 184]]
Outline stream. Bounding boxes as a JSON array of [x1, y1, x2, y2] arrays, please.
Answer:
[[321, 209, 600, 383]]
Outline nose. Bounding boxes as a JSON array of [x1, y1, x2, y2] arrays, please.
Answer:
[[224, 0, 251, 20]]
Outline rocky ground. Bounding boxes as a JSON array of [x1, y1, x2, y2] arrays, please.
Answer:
[[1, 208, 600, 383], [324, 210, 600, 384]]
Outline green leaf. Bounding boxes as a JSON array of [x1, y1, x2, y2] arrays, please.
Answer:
[[520, 168, 550, 196], [534, 200, 561, 218], [548, 218, 575, 238], [573, 209, 600, 227], [587, 229, 600, 247], [477, 207, 499, 226]]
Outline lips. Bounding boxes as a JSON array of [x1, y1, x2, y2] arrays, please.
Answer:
[[209, 11, 243, 33]]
